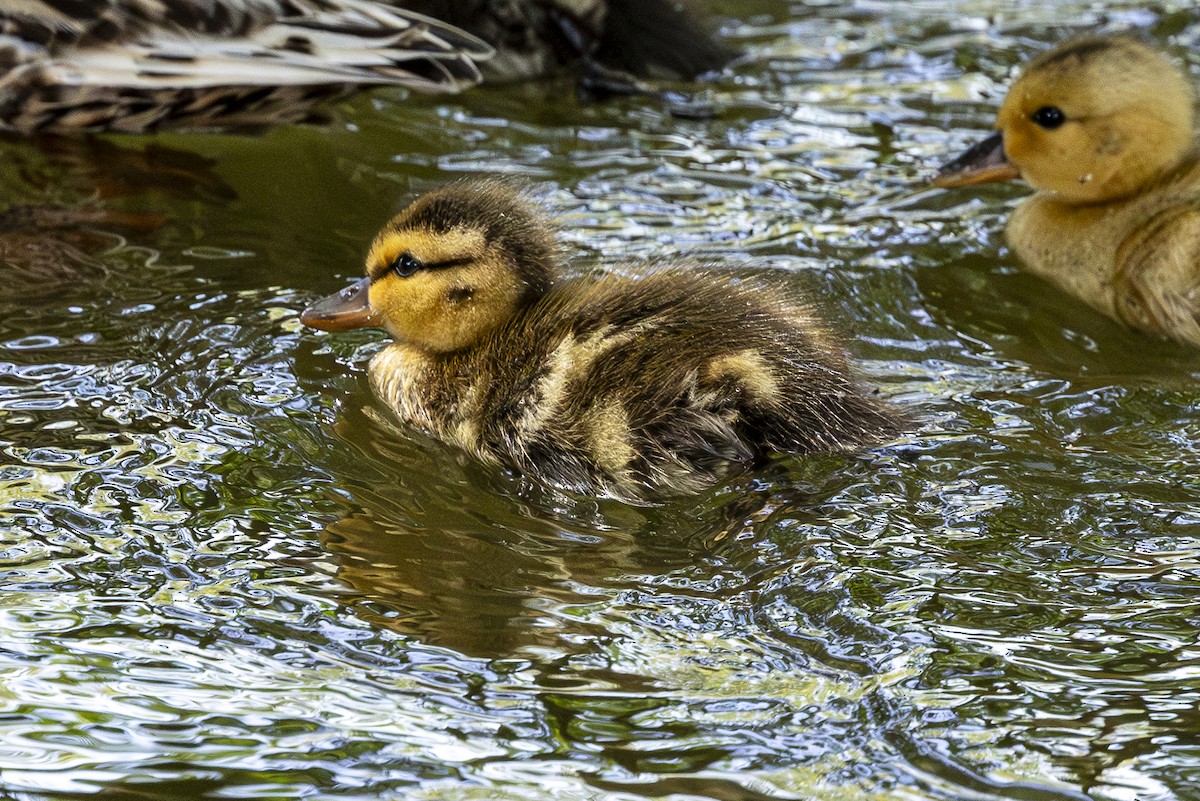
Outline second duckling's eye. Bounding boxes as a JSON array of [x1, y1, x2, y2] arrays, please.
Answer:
[[391, 253, 422, 277], [1030, 106, 1066, 130]]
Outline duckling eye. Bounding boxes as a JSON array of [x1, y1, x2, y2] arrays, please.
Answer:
[[1030, 106, 1066, 130], [391, 253, 422, 277]]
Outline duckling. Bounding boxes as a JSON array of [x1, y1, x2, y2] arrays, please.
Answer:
[[0, 1, 493, 132], [933, 35, 1200, 347], [301, 181, 900, 500]]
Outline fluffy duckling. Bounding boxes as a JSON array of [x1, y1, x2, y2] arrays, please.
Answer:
[[0, 1, 492, 132], [301, 182, 900, 500], [934, 35, 1200, 347]]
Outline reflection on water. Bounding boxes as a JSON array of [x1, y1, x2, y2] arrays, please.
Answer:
[[322, 398, 818, 657], [0, 1, 1199, 799]]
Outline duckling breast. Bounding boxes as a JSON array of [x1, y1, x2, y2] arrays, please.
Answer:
[[369, 344, 492, 458], [1007, 158, 1200, 329]]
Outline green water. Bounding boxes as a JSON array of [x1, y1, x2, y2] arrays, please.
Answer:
[[1, 2, 1199, 799]]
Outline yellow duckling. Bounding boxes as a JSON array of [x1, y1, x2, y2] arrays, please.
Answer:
[[301, 182, 901, 499], [933, 35, 1200, 347]]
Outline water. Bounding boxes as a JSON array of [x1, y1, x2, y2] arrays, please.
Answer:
[[1, 2, 1199, 799]]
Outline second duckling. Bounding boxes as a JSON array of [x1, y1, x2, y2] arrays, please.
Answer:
[[301, 182, 901, 499], [935, 35, 1200, 347]]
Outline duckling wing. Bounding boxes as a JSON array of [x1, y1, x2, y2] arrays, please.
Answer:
[[1113, 203, 1200, 348], [0, 0, 491, 131]]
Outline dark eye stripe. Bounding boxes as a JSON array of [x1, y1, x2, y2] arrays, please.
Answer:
[[429, 256, 473, 270], [370, 254, 473, 283]]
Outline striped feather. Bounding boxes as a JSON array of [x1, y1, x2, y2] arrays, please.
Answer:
[[0, 0, 494, 132]]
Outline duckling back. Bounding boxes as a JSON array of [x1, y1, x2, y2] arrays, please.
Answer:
[[369, 267, 900, 498]]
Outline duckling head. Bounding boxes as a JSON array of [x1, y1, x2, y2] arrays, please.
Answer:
[[935, 36, 1197, 203], [301, 182, 557, 352]]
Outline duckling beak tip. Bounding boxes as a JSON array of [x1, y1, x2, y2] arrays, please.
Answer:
[[932, 130, 1021, 188], [300, 276, 381, 332]]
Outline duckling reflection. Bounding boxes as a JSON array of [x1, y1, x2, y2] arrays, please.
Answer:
[[316, 398, 804, 657], [302, 181, 902, 501], [320, 497, 616, 657], [934, 35, 1200, 348], [0, 204, 164, 295]]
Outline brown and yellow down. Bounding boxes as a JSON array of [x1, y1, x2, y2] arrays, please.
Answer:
[[302, 181, 902, 500]]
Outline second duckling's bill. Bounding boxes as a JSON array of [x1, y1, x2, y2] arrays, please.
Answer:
[[302, 181, 903, 500]]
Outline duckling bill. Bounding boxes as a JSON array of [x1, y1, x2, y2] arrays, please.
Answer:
[[302, 182, 902, 499], [934, 35, 1200, 347]]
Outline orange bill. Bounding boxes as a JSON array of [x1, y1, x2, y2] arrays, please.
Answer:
[[300, 276, 381, 332], [932, 131, 1021, 188]]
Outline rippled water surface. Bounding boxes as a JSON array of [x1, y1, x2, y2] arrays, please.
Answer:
[[2, 2, 1200, 799]]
